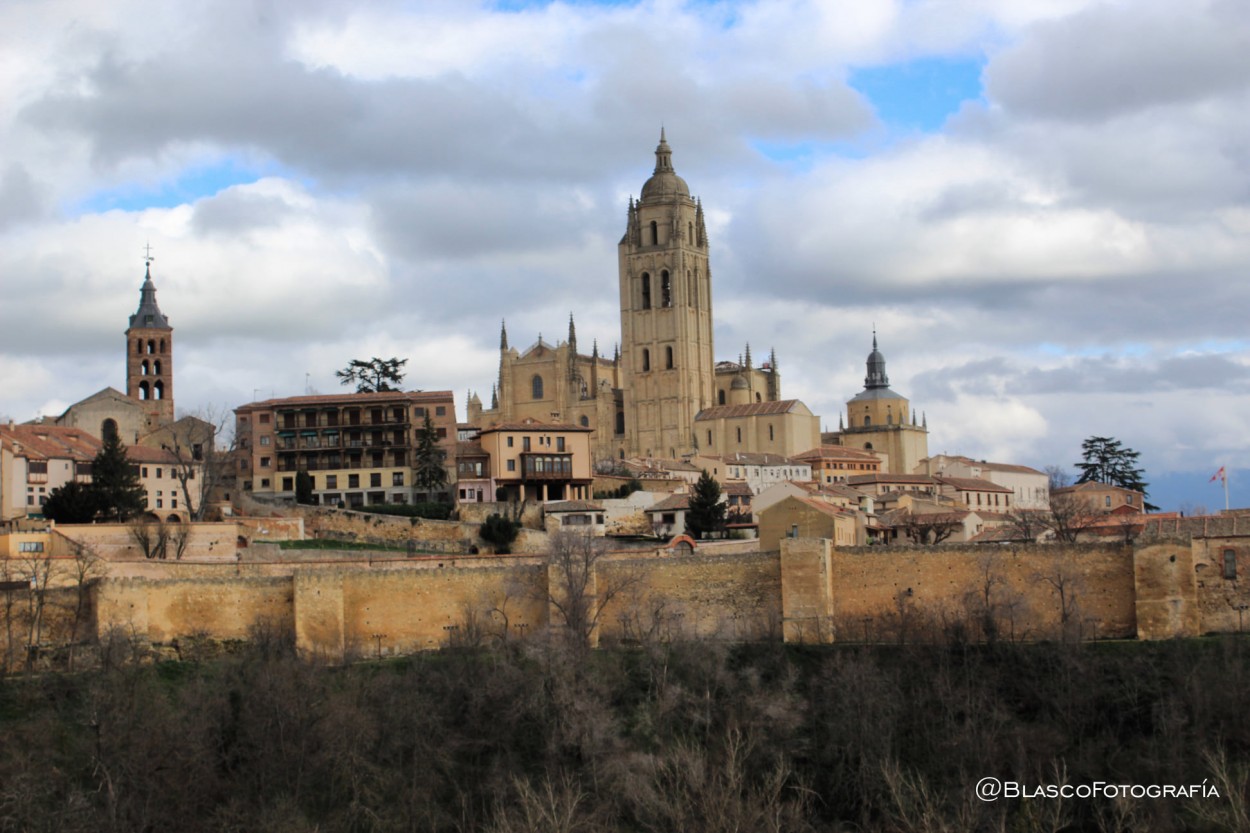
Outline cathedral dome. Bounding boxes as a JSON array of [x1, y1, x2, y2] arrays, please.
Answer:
[[639, 128, 690, 203]]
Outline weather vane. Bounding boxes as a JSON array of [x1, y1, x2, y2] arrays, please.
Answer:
[[143, 242, 155, 265]]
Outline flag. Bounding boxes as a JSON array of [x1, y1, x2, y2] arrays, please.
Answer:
[[1210, 466, 1226, 484]]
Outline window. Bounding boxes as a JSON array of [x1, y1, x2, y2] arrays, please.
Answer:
[[326, 475, 338, 489], [141, 467, 149, 477], [392, 472, 404, 486], [370, 473, 382, 488], [736, 427, 742, 443], [156, 499, 163, 508], [557, 437, 565, 452], [641, 273, 651, 309], [19, 542, 43, 553], [1224, 549, 1237, 580], [259, 413, 271, 424], [615, 412, 625, 434], [580, 415, 589, 427], [1105, 496, 1112, 507], [102, 418, 118, 441], [348, 474, 360, 488], [649, 220, 658, 245], [532, 375, 544, 399], [156, 468, 162, 479], [260, 436, 270, 446], [436, 406, 446, 416], [261, 478, 270, 488], [666, 346, 674, 369], [523, 437, 531, 452], [661, 513, 676, 525], [769, 425, 774, 441], [414, 407, 425, 417], [282, 477, 293, 491], [507, 436, 514, 448], [642, 349, 651, 372], [437, 427, 447, 439], [260, 457, 270, 468], [863, 416, 871, 426], [661, 271, 672, 307], [707, 430, 712, 445], [507, 459, 516, 472]]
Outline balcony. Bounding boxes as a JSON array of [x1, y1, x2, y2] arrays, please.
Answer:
[[520, 453, 575, 481]]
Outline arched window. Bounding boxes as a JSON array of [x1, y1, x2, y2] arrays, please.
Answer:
[[641, 273, 651, 309], [665, 346, 673, 369], [688, 221, 693, 242], [718, 390, 725, 405], [159, 339, 166, 353], [531, 375, 544, 400], [649, 220, 658, 245], [864, 416, 871, 426], [619, 449, 625, 459], [141, 360, 149, 376], [661, 271, 672, 307], [756, 392, 762, 402], [154, 380, 164, 400], [887, 411, 893, 425], [688, 270, 694, 305], [615, 412, 625, 435], [579, 415, 589, 427], [139, 381, 150, 400], [864, 442, 874, 450], [642, 349, 651, 372], [154, 359, 162, 376], [136, 340, 143, 355], [147, 340, 155, 354], [102, 419, 118, 442]]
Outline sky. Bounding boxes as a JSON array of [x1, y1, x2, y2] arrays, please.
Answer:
[[2, 0, 1248, 512]]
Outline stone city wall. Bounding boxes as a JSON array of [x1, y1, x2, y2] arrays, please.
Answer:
[[78, 535, 1247, 661]]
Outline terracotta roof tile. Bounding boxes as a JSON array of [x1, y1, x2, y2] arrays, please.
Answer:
[[694, 399, 804, 420]]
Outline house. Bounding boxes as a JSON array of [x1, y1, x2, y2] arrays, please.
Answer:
[[916, 455, 1049, 510], [692, 452, 813, 495], [791, 445, 883, 485], [543, 500, 607, 535], [757, 495, 860, 551], [478, 418, 595, 503], [234, 390, 458, 507], [1053, 481, 1144, 515]]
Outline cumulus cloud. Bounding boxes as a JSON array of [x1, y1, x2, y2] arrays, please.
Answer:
[[2, 0, 1247, 510]]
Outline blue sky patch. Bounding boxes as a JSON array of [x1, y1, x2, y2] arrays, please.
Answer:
[[849, 56, 985, 133], [71, 157, 290, 215]]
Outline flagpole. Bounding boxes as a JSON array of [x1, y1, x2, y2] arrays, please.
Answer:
[[1226, 468, 1231, 512]]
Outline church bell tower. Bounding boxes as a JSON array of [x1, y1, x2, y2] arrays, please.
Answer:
[[125, 259, 174, 431], [618, 130, 715, 458]]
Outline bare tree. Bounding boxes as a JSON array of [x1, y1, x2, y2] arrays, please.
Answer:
[[64, 539, 105, 670], [17, 547, 56, 671], [1043, 494, 1100, 544], [1003, 507, 1048, 542], [148, 408, 232, 521], [545, 530, 638, 651], [1037, 553, 1085, 642], [900, 511, 962, 545]]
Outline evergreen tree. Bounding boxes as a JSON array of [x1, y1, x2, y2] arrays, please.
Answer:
[[1074, 435, 1155, 509], [414, 412, 448, 495], [295, 470, 315, 505], [41, 481, 101, 524], [686, 469, 726, 540], [92, 433, 147, 522]]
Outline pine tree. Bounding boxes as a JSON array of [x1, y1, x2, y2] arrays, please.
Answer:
[[1074, 435, 1156, 510], [686, 469, 725, 540], [92, 433, 147, 522], [414, 412, 448, 496], [41, 481, 101, 524]]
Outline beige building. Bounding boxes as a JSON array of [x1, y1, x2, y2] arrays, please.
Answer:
[[234, 390, 458, 507], [916, 455, 1049, 510], [757, 495, 860, 552], [824, 335, 928, 475], [474, 131, 817, 463], [792, 445, 883, 485], [477, 418, 594, 503], [0, 423, 196, 523], [1053, 481, 1145, 515], [693, 451, 813, 495]]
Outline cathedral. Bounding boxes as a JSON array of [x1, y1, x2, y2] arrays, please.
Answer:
[[470, 131, 815, 462]]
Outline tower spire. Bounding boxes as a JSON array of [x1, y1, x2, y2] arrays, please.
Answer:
[[654, 127, 674, 174], [500, 319, 509, 351]]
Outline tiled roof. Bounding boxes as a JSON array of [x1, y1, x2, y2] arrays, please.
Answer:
[[544, 500, 604, 513], [848, 473, 937, 486], [694, 399, 804, 420], [935, 476, 1013, 493], [481, 418, 593, 433], [649, 494, 691, 512], [792, 445, 881, 463], [723, 481, 753, 496], [239, 390, 455, 410], [699, 451, 804, 467], [0, 425, 100, 461]]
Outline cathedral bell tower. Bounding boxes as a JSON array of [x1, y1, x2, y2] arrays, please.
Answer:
[[618, 130, 714, 458], [125, 260, 174, 431]]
